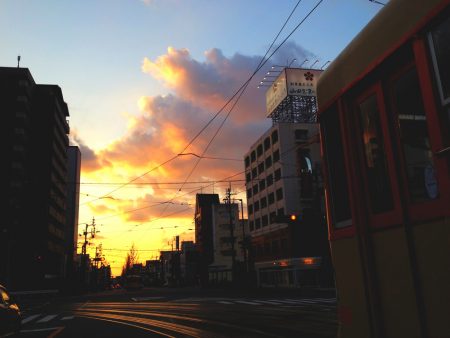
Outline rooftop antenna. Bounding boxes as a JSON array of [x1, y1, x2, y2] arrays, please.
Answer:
[[310, 60, 319, 69], [17, 55, 21, 68], [320, 60, 331, 69]]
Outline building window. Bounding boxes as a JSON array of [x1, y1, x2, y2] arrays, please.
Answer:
[[265, 156, 272, 168], [246, 172, 251, 183], [272, 130, 279, 144], [273, 149, 280, 163], [276, 188, 283, 201], [260, 197, 267, 208], [258, 162, 265, 175], [255, 218, 261, 229], [268, 192, 275, 205], [295, 129, 309, 141], [269, 211, 277, 224], [274, 168, 281, 181], [266, 174, 273, 186], [277, 208, 285, 216], [264, 137, 271, 151], [245, 156, 250, 168], [262, 215, 268, 227], [247, 188, 252, 198], [249, 220, 254, 231], [251, 150, 256, 163], [253, 184, 259, 195], [252, 168, 257, 179], [257, 144, 263, 157], [254, 201, 260, 211], [248, 205, 253, 215], [259, 179, 266, 191]]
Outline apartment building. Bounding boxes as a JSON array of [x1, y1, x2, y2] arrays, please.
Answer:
[[244, 122, 325, 287]]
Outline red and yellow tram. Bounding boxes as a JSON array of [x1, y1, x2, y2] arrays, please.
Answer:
[[318, 0, 450, 337]]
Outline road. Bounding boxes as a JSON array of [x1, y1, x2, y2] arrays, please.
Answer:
[[15, 287, 337, 337]]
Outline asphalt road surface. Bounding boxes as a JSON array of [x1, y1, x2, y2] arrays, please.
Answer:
[[16, 287, 337, 337]]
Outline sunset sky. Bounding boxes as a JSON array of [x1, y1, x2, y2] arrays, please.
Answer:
[[0, 0, 382, 275]]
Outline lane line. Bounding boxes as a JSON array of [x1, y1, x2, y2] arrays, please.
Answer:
[[235, 301, 262, 305], [132, 296, 165, 302], [61, 316, 75, 320], [36, 314, 58, 323], [217, 301, 233, 305], [254, 300, 283, 305], [21, 314, 41, 324]]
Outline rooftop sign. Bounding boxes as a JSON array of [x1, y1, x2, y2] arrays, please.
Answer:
[[265, 68, 322, 117]]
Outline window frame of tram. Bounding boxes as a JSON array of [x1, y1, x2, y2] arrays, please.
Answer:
[[387, 64, 439, 204], [320, 105, 352, 232], [428, 13, 450, 159], [350, 83, 405, 227]]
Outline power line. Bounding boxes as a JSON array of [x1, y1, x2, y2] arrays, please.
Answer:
[[155, 0, 311, 218], [81, 0, 321, 207]]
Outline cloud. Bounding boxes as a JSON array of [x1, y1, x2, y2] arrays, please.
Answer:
[[79, 41, 313, 223]]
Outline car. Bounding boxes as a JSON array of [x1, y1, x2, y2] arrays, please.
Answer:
[[0, 284, 21, 337]]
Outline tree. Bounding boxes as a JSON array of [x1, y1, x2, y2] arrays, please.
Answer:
[[121, 243, 139, 277]]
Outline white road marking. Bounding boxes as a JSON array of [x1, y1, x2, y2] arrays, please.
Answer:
[[61, 316, 75, 320], [253, 300, 283, 305], [21, 314, 41, 324], [217, 301, 234, 304], [36, 314, 58, 323], [131, 296, 164, 302], [235, 300, 262, 305]]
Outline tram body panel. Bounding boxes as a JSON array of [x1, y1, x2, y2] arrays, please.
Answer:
[[318, 0, 450, 336], [330, 238, 371, 338], [371, 227, 421, 337], [412, 218, 450, 337]]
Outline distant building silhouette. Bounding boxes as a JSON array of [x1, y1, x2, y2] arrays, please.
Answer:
[[194, 193, 220, 286], [65, 146, 81, 281], [0, 67, 75, 290]]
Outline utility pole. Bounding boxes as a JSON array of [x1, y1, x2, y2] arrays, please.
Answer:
[[80, 217, 98, 286], [233, 198, 247, 274], [226, 185, 236, 282]]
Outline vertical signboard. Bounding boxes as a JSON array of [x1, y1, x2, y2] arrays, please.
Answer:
[[266, 70, 288, 117]]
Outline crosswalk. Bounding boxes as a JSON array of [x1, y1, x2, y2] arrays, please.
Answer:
[[21, 313, 75, 325]]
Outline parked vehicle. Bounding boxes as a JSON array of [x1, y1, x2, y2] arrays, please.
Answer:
[[0, 284, 21, 337]]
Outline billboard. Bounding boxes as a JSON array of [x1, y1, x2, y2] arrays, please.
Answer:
[[266, 68, 322, 117]]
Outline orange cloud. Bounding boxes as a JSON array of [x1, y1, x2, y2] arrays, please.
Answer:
[[77, 42, 312, 275]]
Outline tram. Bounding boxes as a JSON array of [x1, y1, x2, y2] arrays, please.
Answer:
[[317, 0, 450, 337]]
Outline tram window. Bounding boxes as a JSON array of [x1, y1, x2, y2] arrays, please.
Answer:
[[428, 15, 450, 105], [321, 107, 351, 228], [358, 94, 394, 214], [391, 67, 438, 201]]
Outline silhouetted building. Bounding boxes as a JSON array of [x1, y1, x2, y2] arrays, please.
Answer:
[[0, 67, 73, 290], [194, 193, 220, 286], [0, 67, 36, 288], [208, 202, 246, 284], [65, 146, 81, 281], [179, 241, 198, 286]]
